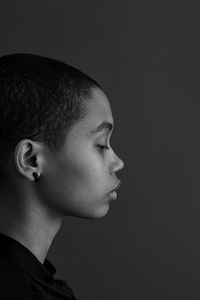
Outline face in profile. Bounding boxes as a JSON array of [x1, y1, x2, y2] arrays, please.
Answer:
[[40, 87, 124, 219]]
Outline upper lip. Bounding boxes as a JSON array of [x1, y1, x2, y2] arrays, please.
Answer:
[[112, 181, 121, 192]]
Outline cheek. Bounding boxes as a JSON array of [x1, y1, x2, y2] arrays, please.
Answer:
[[63, 147, 105, 182], [40, 152, 107, 215], [62, 154, 105, 195]]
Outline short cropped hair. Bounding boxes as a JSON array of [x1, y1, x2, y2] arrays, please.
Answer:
[[0, 53, 102, 188]]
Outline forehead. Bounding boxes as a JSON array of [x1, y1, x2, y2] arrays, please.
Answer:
[[62, 88, 114, 149], [86, 88, 113, 130]]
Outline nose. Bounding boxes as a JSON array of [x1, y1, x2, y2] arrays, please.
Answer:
[[118, 158, 124, 171], [113, 155, 124, 173]]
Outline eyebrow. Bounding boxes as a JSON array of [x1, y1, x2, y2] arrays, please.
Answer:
[[91, 121, 113, 135]]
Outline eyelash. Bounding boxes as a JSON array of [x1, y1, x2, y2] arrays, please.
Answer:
[[97, 145, 110, 151]]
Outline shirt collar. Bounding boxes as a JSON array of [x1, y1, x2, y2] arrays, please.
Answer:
[[0, 232, 76, 298]]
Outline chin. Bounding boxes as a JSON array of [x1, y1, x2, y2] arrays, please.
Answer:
[[71, 204, 110, 220]]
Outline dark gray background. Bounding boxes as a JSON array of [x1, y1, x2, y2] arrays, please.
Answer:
[[1, 1, 200, 299]]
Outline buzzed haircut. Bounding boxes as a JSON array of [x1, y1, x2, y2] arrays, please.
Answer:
[[0, 53, 102, 188]]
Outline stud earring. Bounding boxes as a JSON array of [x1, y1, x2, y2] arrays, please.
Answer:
[[32, 172, 40, 182]]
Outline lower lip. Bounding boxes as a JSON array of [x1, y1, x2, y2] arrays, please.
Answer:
[[109, 191, 117, 200]]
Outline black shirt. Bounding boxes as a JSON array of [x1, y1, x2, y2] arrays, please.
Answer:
[[0, 233, 77, 299]]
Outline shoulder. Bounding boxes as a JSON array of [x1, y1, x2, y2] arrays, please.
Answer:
[[0, 256, 34, 299]]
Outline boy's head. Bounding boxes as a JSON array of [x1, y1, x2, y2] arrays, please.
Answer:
[[0, 53, 124, 219]]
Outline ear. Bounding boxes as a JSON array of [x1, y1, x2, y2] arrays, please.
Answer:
[[14, 139, 43, 182]]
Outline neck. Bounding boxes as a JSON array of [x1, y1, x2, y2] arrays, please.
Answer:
[[0, 188, 63, 264]]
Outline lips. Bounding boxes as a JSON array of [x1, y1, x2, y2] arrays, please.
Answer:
[[111, 181, 121, 192]]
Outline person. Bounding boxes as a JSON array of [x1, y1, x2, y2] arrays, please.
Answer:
[[0, 53, 124, 299]]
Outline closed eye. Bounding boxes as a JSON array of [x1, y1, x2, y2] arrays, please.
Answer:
[[97, 145, 110, 151]]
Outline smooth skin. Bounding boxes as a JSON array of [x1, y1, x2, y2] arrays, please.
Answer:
[[0, 87, 124, 264]]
